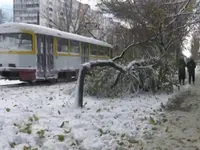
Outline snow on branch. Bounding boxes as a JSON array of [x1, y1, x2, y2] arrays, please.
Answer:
[[126, 58, 159, 71], [112, 35, 159, 62], [82, 60, 126, 73], [75, 56, 161, 108], [166, 0, 193, 27]]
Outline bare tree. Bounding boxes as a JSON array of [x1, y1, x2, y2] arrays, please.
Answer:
[[190, 27, 200, 60], [0, 9, 6, 24], [41, 1, 102, 38]]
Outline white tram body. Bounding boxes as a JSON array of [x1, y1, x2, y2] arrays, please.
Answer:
[[0, 23, 112, 82]]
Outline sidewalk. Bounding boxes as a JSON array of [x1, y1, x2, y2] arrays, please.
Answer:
[[138, 75, 200, 150]]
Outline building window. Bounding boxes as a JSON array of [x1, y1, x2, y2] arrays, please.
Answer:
[[57, 38, 68, 53], [70, 40, 80, 54]]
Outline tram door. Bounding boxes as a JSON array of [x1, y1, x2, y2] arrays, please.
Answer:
[[45, 36, 55, 78], [37, 35, 46, 79], [81, 43, 89, 63], [37, 35, 55, 79]]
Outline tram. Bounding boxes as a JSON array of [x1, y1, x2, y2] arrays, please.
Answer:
[[0, 23, 112, 82]]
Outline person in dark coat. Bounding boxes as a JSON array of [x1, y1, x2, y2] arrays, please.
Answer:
[[187, 57, 196, 84], [178, 57, 186, 85]]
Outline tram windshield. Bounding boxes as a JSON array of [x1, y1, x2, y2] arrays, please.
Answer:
[[0, 33, 33, 51]]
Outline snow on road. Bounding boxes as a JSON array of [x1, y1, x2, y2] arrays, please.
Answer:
[[0, 80, 175, 150]]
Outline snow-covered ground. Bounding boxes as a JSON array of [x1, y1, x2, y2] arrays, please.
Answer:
[[0, 79, 175, 150], [1, 64, 199, 150], [0, 79, 23, 86]]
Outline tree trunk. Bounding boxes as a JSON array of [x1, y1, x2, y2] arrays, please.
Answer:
[[75, 66, 88, 107], [75, 60, 126, 108]]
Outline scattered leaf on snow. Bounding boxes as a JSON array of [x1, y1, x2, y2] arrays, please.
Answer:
[[37, 129, 45, 138], [28, 117, 33, 122], [60, 122, 65, 128], [149, 116, 157, 125], [58, 110, 61, 115], [9, 142, 16, 148], [6, 108, 10, 112], [96, 108, 101, 112], [98, 128, 103, 136], [33, 114, 39, 121], [19, 124, 32, 134], [165, 126, 169, 132], [58, 135, 65, 142], [23, 146, 29, 150]]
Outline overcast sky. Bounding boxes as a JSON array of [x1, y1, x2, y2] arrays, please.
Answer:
[[0, 0, 12, 6], [0, 0, 97, 8]]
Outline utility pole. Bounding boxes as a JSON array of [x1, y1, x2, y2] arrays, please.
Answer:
[[37, 10, 40, 25]]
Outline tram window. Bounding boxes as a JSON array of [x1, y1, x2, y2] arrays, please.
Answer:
[[0, 33, 32, 51], [98, 46, 104, 56], [57, 38, 68, 53], [70, 40, 80, 54], [90, 44, 98, 55], [104, 47, 110, 57]]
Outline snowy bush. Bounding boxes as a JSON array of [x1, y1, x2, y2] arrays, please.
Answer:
[[84, 67, 121, 98], [84, 66, 156, 98], [84, 59, 177, 98]]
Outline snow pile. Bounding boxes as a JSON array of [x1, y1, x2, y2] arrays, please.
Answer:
[[0, 79, 23, 85], [0, 81, 173, 150]]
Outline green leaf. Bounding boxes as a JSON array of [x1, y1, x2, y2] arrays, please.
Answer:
[[9, 142, 16, 148], [165, 126, 169, 132], [37, 129, 45, 138], [19, 123, 32, 134], [6, 108, 10, 112], [28, 117, 33, 122], [58, 110, 61, 115], [23, 146, 29, 150], [149, 116, 157, 125], [96, 108, 101, 113], [33, 114, 39, 121], [98, 128, 103, 136], [27, 129, 32, 134], [13, 123, 18, 127], [58, 135, 65, 142], [121, 133, 126, 138]]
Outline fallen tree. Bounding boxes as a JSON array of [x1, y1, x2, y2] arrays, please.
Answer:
[[74, 0, 199, 108], [75, 53, 162, 107]]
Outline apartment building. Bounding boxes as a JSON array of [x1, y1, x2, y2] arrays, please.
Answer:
[[13, 0, 57, 25], [13, 0, 117, 44]]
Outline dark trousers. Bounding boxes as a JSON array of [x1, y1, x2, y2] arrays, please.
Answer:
[[188, 71, 195, 84], [179, 76, 185, 85]]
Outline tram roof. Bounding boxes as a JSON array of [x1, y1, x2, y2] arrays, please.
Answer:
[[0, 23, 113, 48]]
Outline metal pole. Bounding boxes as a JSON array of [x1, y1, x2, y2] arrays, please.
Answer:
[[37, 10, 40, 25]]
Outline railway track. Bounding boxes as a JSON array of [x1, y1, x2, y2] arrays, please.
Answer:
[[0, 78, 77, 88]]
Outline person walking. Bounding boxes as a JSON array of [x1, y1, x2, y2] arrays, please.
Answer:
[[187, 57, 196, 84], [178, 57, 186, 85]]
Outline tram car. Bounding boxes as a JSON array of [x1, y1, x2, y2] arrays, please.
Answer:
[[0, 23, 112, 83]]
